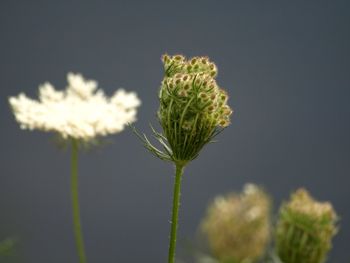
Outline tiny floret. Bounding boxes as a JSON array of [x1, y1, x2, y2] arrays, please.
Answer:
[[9, 72, 141, 141]]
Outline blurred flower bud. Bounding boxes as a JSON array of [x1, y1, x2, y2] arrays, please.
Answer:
[[276, 188, 338, 263], [201, 184, 271, 263]]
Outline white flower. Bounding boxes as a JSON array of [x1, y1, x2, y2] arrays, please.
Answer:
[[9, 72, 141, 141]]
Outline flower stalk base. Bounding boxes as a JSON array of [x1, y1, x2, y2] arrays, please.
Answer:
[[168, 164, 184, 263], [71, 139, 87, 263]]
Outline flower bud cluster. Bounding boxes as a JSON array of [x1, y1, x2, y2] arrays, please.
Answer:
[[201, 184, 271, 263], [160, 55, 231, 129], [162, 55, 218, 78], [158, 54, 233, 163], [276, 189, 338, 263]]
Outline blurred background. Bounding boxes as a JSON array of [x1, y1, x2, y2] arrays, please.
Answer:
[[0, 1, 349, 262]]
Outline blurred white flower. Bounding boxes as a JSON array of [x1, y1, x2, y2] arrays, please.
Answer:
[[9, 72, 141, 141], [200, 184, 271, 263]]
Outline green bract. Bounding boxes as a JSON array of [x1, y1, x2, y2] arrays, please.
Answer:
[[135, 54, 233, 165]]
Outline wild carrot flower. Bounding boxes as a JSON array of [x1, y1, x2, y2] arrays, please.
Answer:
[[133, 54, 232, 263], [9, 72, 140, 141], [9, 73, 141, 263], [155, 54, 232, 164], [201, 184, 271, 263], [276, 188, 338, 263]]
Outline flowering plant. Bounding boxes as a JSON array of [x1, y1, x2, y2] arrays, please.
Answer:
[[189, 187, 338, 263], [134, 54, 232, 263], [9, 73, 141, 263]]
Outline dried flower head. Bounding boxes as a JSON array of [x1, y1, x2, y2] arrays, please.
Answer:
[[276, 188, 338, 263], [135, 54, 233, 165], [9, 73, 141, 141], [201, 184, 271, 263]]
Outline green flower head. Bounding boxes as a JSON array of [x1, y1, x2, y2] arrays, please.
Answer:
[[276, 188, 338, 263], [152, 54, 233, 165]]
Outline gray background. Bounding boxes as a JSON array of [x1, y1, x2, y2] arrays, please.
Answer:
[[0, 1, 349, 262]]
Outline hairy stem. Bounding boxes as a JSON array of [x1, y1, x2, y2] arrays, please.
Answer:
[[71, 139, 87, 263], [168, 164, 185, 263]]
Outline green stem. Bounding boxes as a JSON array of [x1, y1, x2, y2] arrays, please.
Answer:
[[168, 164, 185, 263], [71, 139, 87, 263]]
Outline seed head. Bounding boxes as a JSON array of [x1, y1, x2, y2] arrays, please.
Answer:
[[157, 54, 233, 163], [134, 54, 233, 165]]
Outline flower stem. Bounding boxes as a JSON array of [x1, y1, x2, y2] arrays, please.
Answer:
[[71, 139, 87, 263], [168, 164, 185, 263]]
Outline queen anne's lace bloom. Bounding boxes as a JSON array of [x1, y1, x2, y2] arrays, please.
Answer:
[[9, 72, 141, 140]]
